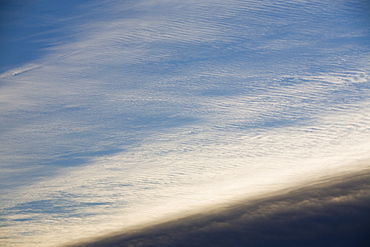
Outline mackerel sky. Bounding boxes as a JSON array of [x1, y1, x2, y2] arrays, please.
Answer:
[[1, 0, 369, 246]]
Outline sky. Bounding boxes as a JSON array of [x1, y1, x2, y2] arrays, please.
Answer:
[[0, 0, 369, 246]]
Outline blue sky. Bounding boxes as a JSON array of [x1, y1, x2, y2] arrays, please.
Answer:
[[1, 0, 369, 246]]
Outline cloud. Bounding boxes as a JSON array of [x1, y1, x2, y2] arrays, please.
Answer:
[[65, 170, 370, 247], [0, 0, 369, 246], [0, 63, 41, 78]]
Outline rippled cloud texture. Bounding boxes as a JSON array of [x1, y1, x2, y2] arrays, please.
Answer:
[[0, 0, 369, 246]]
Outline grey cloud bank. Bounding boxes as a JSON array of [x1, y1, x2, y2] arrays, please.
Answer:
[[66, 169, 370, 247]]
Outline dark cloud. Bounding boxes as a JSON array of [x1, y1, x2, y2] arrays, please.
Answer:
[[65, 170, 370, 247]]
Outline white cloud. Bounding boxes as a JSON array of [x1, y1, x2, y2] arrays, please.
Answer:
[[0, 0, 369, 246]]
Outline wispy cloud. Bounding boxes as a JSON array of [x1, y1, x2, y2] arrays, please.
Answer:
[[0, 0, 369, 246]]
